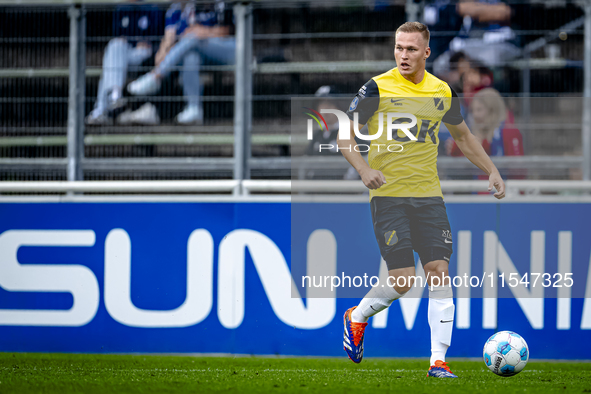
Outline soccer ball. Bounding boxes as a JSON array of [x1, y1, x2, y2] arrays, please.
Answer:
[[483, 331, 529, 377]]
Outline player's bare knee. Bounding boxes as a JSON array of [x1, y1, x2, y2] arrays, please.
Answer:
[[424, 260, 450, 286], [389, 281, 412, 295], [424, 260, 448, 276], [395, 277, 414, 294], [387, 266, 415, 295]]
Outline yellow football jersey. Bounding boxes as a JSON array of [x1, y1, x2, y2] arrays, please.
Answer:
[[347, 67, 463, 199]]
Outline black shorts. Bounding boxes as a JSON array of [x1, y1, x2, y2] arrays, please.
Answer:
[[370, 196, 453, 270]]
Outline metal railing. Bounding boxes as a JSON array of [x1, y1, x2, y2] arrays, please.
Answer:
[[1, 179, 591, 199]]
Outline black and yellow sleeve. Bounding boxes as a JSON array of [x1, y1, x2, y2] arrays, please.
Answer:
[[442, 85, 464, 126], [346, 79, 380, 125]]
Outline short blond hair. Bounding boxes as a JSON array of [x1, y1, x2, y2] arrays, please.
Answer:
[[395, 22, 430, 45]]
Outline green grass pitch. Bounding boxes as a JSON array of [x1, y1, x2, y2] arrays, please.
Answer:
[[1, 353, 590, 393]]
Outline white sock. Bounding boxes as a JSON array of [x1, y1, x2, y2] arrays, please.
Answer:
[[428, 285, 454, 366], [351, 284, 402, 323]]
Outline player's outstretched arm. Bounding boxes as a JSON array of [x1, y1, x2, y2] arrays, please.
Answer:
[[337, 120, 386, 190], [445, 121, 506, 199]]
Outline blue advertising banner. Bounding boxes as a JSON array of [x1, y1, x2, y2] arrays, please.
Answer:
[[0, 201, 590, 359]]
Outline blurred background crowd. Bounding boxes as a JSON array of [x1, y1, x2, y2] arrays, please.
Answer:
[[0, 0, 586, 183]]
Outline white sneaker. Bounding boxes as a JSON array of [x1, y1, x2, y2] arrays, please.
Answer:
[[85, 109, 112, 126], [176, 104, 203, 125], [127, 73, 161, 96], [116, 103, 160, 125], [115, 109, 134, 125]]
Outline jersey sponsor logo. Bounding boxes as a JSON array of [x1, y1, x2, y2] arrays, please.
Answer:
[[390, 99, 404, 106], [389, 118, 438, 144]]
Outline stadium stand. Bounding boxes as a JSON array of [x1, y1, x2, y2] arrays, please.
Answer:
[[0, 0, 587, 184]]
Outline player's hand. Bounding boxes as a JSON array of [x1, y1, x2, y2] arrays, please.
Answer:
[[488, 171, 505, 199], [359, 168, 387, 190]]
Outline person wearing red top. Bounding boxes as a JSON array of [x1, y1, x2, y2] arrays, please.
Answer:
[[451, 89, 524, 173]]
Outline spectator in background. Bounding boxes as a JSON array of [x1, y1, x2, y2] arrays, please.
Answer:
[[432, 0, 521, 78], [423, 1, 464, 62], [460, 58, 494, 105], [450, 88, 523, 161], [127, 1, 235, 125], [438, 54, 494, 156], [86, 0, 163, 126], [443, 51, 471, 92]]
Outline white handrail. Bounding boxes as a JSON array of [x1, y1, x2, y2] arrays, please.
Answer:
[[242, 180, 291, 193], [0, 180, 240, 193], [1, 180, 591, 195]]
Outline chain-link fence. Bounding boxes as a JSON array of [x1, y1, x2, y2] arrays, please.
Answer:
[[0, 0, 589, 185], [0, 6, 69, 181]]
